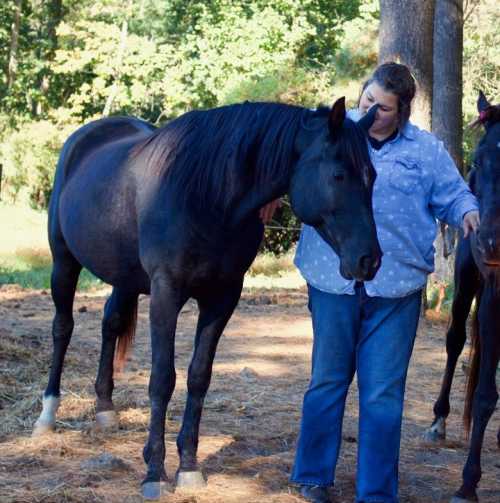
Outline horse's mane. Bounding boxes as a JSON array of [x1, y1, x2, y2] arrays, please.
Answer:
[[133, 102, 370, 211]]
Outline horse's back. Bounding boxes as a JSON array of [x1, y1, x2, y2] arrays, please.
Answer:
[[50, 117, 155, 291]]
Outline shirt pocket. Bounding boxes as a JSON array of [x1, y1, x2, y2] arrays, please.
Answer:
[[389, 157, 421, 195]]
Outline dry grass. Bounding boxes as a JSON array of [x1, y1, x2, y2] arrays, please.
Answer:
[[0, 285, 498, 502]]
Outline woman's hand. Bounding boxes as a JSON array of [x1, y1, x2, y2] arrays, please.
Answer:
[[463, 210, 480, 238], [259, 198, 282, 224]]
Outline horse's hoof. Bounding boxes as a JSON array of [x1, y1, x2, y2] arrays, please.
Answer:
[[95, 410, 119, 431], [32, 420, 55, 437], [141, 481, 169, 500], [450, 497, 474, 503], [175, 470, 207, 489], [423, 427, 445, 443], [423, 417, 446, 443]]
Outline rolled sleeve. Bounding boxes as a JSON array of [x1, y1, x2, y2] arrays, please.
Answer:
[[429, 141, 478, 228]]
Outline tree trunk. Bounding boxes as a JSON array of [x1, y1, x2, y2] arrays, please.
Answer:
[[431, 0, 464, 304], [432, 0, 463, 171], [379, 0, 435, 130], [7, 0, 22, 90]]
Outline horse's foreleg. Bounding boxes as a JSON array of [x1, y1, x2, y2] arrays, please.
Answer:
[[176, 280, 243, 489], [425, 242, 479, 443], [33, 253, 82, 436], [94, 287, 138, 430], [142, 274, 187, 500], [454, 289, 499, 502]]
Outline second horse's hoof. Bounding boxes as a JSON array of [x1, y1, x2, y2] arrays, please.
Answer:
[[141, 481, 169, 500], [423, 417, 446, 443], [175, 470, 207, 489], [423, 428, 445, 443]]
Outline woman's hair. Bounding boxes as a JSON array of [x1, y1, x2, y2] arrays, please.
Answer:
[[360, 62, 416, 127]]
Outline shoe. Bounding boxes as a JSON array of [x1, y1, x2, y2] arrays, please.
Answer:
[[299, 484, 332, 503]]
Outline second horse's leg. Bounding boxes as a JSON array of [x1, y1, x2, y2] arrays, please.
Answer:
[[94, 287, 139, 430], [453, 287, 499, 502], [176, 280, 243, 488], [425, 240, 479, 442]]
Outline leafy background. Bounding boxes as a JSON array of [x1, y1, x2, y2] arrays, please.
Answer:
[[0, 0, 498, 254]]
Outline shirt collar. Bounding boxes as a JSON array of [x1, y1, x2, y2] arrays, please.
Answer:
[[400, 121, 416, 140]]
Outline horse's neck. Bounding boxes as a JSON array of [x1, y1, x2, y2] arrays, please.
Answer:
[[227, 165, 293, 226]]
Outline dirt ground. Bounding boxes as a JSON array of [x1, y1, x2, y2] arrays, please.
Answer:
[[0, 284, 498, 503]]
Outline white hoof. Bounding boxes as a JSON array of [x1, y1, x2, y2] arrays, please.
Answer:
[[95, 410, 119, 430], [33, 395, 60, 436], [32, 420, 56, 437], [423, 417, 446, 443], [141, 481, 169, 500], [175, 470, 207, 489]]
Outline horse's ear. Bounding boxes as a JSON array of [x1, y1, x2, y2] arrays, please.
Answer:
[[328, 97, 346, 139], [358, 104, 379, 132], [478, 91, 490, 113]]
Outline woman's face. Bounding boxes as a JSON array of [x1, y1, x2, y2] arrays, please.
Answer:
[[359, 82, 399, 136]]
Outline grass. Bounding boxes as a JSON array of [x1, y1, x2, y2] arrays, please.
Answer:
[[0, 251, 102, 290], [247, 250, 295, 277], [0, 203, 102, 290]]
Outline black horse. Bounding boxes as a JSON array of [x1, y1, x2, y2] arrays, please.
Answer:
[[424, 92, 500, 502], [33, 98, 382, 499]]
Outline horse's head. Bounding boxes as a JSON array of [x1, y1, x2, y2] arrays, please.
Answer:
[[290, 98, 382, 281], [470, 91, 500, 266]]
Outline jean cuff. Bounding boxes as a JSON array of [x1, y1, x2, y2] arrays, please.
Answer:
[[289, 478, 334, 487]]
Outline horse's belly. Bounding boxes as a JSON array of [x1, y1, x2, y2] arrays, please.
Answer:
[[58, 167, 148, 290]]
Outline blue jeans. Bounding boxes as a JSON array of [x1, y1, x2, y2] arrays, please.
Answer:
[[290, 284, 421, 503]]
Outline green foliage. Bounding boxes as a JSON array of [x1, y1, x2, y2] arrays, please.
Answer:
[[0, 120, 77, 208], [0, 0, 498, 259], [462, 0, 500, 170], [261, 198, 301, 255]]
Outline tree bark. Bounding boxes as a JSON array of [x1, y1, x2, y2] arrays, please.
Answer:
[[7, 0, 22, 90], [431, 0, 464, 303], [379, 0, 435, 130], [432, 0, 463, 171]]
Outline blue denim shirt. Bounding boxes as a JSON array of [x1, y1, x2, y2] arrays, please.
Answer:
[[294, 110, 479, 298]]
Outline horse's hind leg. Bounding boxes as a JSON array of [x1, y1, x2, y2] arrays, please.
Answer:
[[33, 250, 82, 435], [424, 240, 479, 443], [176, 280, 243, 489], [94, 287, 139, 430]]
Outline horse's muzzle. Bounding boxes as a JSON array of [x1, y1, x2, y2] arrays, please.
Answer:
[[340, 253, 381, 282]]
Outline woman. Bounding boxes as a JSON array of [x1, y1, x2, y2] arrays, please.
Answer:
[[263, 62, 479, 503]]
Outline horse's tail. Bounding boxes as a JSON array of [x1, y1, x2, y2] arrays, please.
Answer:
[[463, 288, 482, 437], [114, 297, 139, 374]]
